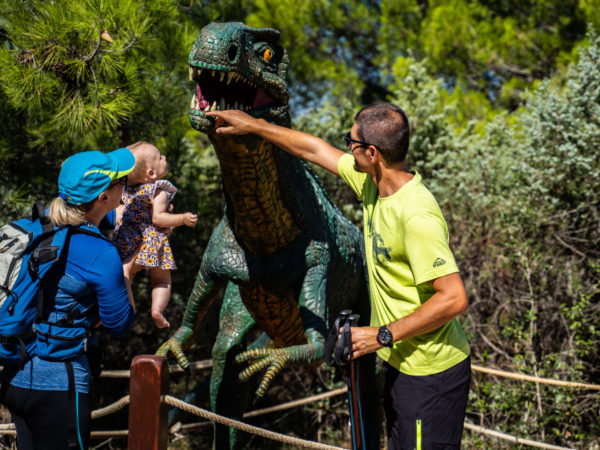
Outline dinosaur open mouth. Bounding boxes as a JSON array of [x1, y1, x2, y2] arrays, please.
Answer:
[[189, 66, 278, 114]]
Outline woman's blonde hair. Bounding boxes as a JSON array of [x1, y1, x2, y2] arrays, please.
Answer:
[[47, 197, 94, 227]]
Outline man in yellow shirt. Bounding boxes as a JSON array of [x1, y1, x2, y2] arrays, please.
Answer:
[[207, 103, 470, 449]]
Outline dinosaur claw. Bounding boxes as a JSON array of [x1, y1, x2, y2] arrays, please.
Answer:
[[251, 393, 262, 406]]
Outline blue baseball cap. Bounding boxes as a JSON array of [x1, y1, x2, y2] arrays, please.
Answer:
[[58, 148, 135, 205]]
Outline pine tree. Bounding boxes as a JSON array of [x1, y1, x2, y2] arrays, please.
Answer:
[[0, 0, 193, 218]]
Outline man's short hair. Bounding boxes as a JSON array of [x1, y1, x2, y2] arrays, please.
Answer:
[[354, 103, 410, 165]]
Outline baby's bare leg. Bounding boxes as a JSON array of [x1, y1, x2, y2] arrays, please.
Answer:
[[149, 267, 171, 328]]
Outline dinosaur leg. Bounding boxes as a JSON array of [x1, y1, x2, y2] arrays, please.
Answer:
[[236, 262, 329, 397], [247, 332, 273, 350], [211, 282, 255, 450]]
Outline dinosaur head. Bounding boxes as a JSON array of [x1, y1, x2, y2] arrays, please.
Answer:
[[189, 22, 290, 133]]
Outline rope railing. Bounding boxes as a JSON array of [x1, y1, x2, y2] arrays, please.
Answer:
[[1, 357, 595, 448], [471, 364, 600, 390], [162, 394, 346, 450], [463, 423, 575, 450], [0, 379, 584, 449], [99, 359, 213, 378], [97, 358, 600, 391], [166, 386, 350, 431], [5, 357, 599, 390], [90, 395, 130, 420]]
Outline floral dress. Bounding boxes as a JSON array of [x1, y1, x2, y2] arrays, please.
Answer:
[[114, 180, 177, 270]]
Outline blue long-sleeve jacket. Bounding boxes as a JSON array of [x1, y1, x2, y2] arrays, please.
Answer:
[[2, 221, 134, 393]]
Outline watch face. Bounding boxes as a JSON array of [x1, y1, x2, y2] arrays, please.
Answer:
[[377, 326, 393, 347]]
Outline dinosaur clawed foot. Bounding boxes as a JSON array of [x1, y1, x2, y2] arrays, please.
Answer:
[[236, 348, 290, 398]]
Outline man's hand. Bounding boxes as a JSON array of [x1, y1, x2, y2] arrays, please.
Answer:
[[205, 110, 259, 135], [345, 326, 381, 359], [207, 108, 344, 176]]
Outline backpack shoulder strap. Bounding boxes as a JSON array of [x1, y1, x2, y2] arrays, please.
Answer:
[[28, 203, 60, 277], [68, 224, 111, 243]]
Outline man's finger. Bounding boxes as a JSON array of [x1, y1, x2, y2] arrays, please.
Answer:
[[215, 126, 234, 134]]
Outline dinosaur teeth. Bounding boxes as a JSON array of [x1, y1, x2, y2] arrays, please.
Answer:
[[220, 72, 225, 82], [219, 98, 226, 110], [211, 70, 215, 77], [190, 93, 200, 110], [227, 72, 234, 85], [188, 67, 193, 81], [211, 100, 217, 111]]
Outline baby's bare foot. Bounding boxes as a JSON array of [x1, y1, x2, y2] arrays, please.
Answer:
[[151, 310, 170, 328]]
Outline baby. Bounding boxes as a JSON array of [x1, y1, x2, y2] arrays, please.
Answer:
[[113, 141, 197, 328]]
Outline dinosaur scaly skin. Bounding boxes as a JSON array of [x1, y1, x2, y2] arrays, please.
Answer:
[[157, 22, 378, 448]]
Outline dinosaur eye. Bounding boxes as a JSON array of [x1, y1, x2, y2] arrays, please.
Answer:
[[262, 48, 273, 61]]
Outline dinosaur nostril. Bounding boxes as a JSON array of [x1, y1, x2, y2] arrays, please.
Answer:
[[228, 44, 238, 62]]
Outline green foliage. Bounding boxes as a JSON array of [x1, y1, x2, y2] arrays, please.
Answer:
[[420, 31, 600, 448], [1, 2, 599, 448]]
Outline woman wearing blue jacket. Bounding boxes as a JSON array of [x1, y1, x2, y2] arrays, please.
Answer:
[[1, 149, 136, 449]]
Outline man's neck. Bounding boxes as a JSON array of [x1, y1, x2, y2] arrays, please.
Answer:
[[370, 160, 414, 198]]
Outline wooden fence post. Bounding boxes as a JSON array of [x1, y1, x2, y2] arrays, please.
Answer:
[[128, 355, 169, 450]]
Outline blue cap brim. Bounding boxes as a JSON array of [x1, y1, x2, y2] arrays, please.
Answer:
[[107, 147, 136, 179], [58, 148, 136, 205]]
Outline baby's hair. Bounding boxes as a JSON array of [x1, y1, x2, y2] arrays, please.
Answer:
[[127, 141, 153, 183], [126, 141, 150, 152]]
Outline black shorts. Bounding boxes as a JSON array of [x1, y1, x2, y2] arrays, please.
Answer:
[[383, 356, 471, 450], [3, 384, 90, 450]]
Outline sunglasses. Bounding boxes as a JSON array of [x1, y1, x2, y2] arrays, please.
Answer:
[[344, 131, 373, 149], [108, 175, 128, 189]]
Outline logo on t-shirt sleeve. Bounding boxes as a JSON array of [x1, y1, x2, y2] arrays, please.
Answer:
[[433, 257, 446, 268]]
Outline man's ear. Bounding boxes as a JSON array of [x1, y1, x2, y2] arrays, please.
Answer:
[[368, 145, 379, 162], [98, 192, 109, 203]]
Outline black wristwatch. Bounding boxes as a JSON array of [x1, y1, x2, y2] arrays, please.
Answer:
[[376, 325, 393, 348]]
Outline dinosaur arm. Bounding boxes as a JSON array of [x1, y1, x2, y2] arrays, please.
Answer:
[[208, 110, 345, 176], [156, 267, 223, 368], [237, 256, 330, 398]]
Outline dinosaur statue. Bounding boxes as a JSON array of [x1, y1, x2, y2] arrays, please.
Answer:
[[157, 22, 379, 449]]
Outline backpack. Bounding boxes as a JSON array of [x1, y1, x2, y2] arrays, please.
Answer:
[[0, 203, 106, 365]]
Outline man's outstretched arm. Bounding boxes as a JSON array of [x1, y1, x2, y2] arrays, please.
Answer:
[[206, 110, 345, 176]]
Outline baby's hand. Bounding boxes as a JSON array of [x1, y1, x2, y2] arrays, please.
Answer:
[[183, 212, 198, 227]]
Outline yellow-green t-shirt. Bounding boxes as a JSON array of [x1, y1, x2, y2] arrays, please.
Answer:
[[338, 154, 469, 375]]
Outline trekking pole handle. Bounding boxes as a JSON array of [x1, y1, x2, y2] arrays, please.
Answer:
[[325, 309, 353, 367]]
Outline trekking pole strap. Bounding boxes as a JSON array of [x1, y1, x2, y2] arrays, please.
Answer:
[[325, 309, 351, 366]]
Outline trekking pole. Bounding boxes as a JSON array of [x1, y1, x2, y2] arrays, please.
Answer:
[[324, 310, 366, 450], [345, 314, 365, 450]]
